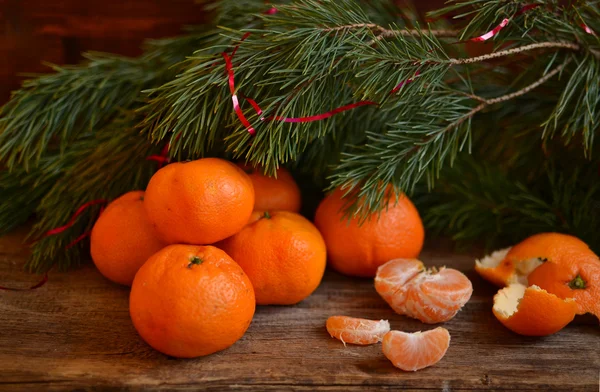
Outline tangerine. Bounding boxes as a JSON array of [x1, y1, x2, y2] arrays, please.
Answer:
[[129, 244, 255, 358], [528, 252, 600, 318], [475, 233, 592, 287], [375, 258, 473, 324], [238, 164, 301, 212], [144, 158, 254, 245], [217, 210, 326, 305], [314, 187, 424, 277], [90, 191, 167, 286]]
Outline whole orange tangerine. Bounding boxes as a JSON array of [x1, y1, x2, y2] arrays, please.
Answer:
[[238, 164, 301, 212], [217, 210, 326, 305], [144, 158, 254, 245], [314, 187, 424, 277], [90, 191, 167, 286], [130, 244, 255, 358]]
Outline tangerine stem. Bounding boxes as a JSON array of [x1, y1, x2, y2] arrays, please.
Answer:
[[188, 256, 203, 268], [568, 274, 586, 290], [263, 211, 271, 219]]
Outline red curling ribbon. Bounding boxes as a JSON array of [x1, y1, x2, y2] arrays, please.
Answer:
[[390, 70, 420, 94], [0, 273, 48, 291], [147, 142, 171, 169], [240, 94, 263, 116], [581, 24, 597, 36], [231, 32, 251, 59], [470, 18, 510, 42], [223, 52, 256, 135], [263, 100, 378, 123], [43, 199, 107, 237], [65, 231, 91, 249]]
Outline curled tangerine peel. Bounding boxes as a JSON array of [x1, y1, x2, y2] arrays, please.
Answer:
[[528, 254, 600, 318], [326, 316, 390, 346], [492, 283, 577, 336], [475, 233, 594, 287], [382, 327, 450, 372]]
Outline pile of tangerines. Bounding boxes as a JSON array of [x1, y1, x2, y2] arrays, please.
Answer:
[[89, 157, 599, 371]]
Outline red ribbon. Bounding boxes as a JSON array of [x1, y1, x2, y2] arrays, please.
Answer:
[[470, 18, 510, 42], [43, 199, 107, 237], [582, 24, 597, 36], [65, 231, 92, 249], [223, 52, 256, 135], [263, 101, 378, 123], [390, 71, 419, 94], [223, 32, 418, 130], [0, 273, 48, 291], [147, 142, 171, 169]]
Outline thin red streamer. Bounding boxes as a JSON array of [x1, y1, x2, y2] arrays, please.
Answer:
[[147, 142, 171, 168], [582, 24, 597, 36], [66, 231, 92, 249], [264, 101, 379, 123], [470, 18, 510, 42], [43, 199, 107, 237], [223, 52, 256, 135], [0, 274, 48, 292], [223, 32, 417, 128]]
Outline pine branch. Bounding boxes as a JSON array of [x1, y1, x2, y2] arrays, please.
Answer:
[[416, 156, 600, 254], [25, 112, 161, 273], [0, 30, 217, 171]]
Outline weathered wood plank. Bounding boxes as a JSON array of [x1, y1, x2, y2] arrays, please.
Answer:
[[0, 228, 598, 391]]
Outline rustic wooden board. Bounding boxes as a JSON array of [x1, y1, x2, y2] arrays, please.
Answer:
[[0, 228, 599, 391]]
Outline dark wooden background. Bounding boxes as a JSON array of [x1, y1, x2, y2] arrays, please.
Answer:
[[0, 0, 450, 104], [0, 0, 210, 103]]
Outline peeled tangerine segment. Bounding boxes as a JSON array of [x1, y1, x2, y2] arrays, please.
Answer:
[[492, 283, 577, 336], [326, 316, 390, 345], [404, 268, 474, 324], [382, 327, 450, 372], [375, 258, 424, 311], [375, 259, 473, 324]]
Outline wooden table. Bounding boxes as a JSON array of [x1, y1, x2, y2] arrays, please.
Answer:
[[1, 228, 598, 391]]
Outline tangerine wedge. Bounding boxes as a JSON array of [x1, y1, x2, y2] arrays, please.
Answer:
[[375, 259, 473, 324], [382, 327, 450, 371], [375, 258, 424, 311], [326, 316, 390, 345], [492, 283, 577, 336], [403, 267, 473, 324]]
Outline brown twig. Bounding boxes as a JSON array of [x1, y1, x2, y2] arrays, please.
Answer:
[[442, 57, 572, 134], [448, 41, 595, 64], [323, 23, 459, 38]]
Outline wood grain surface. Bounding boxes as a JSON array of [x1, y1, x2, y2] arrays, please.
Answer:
[[0, 228, 598, 391]]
